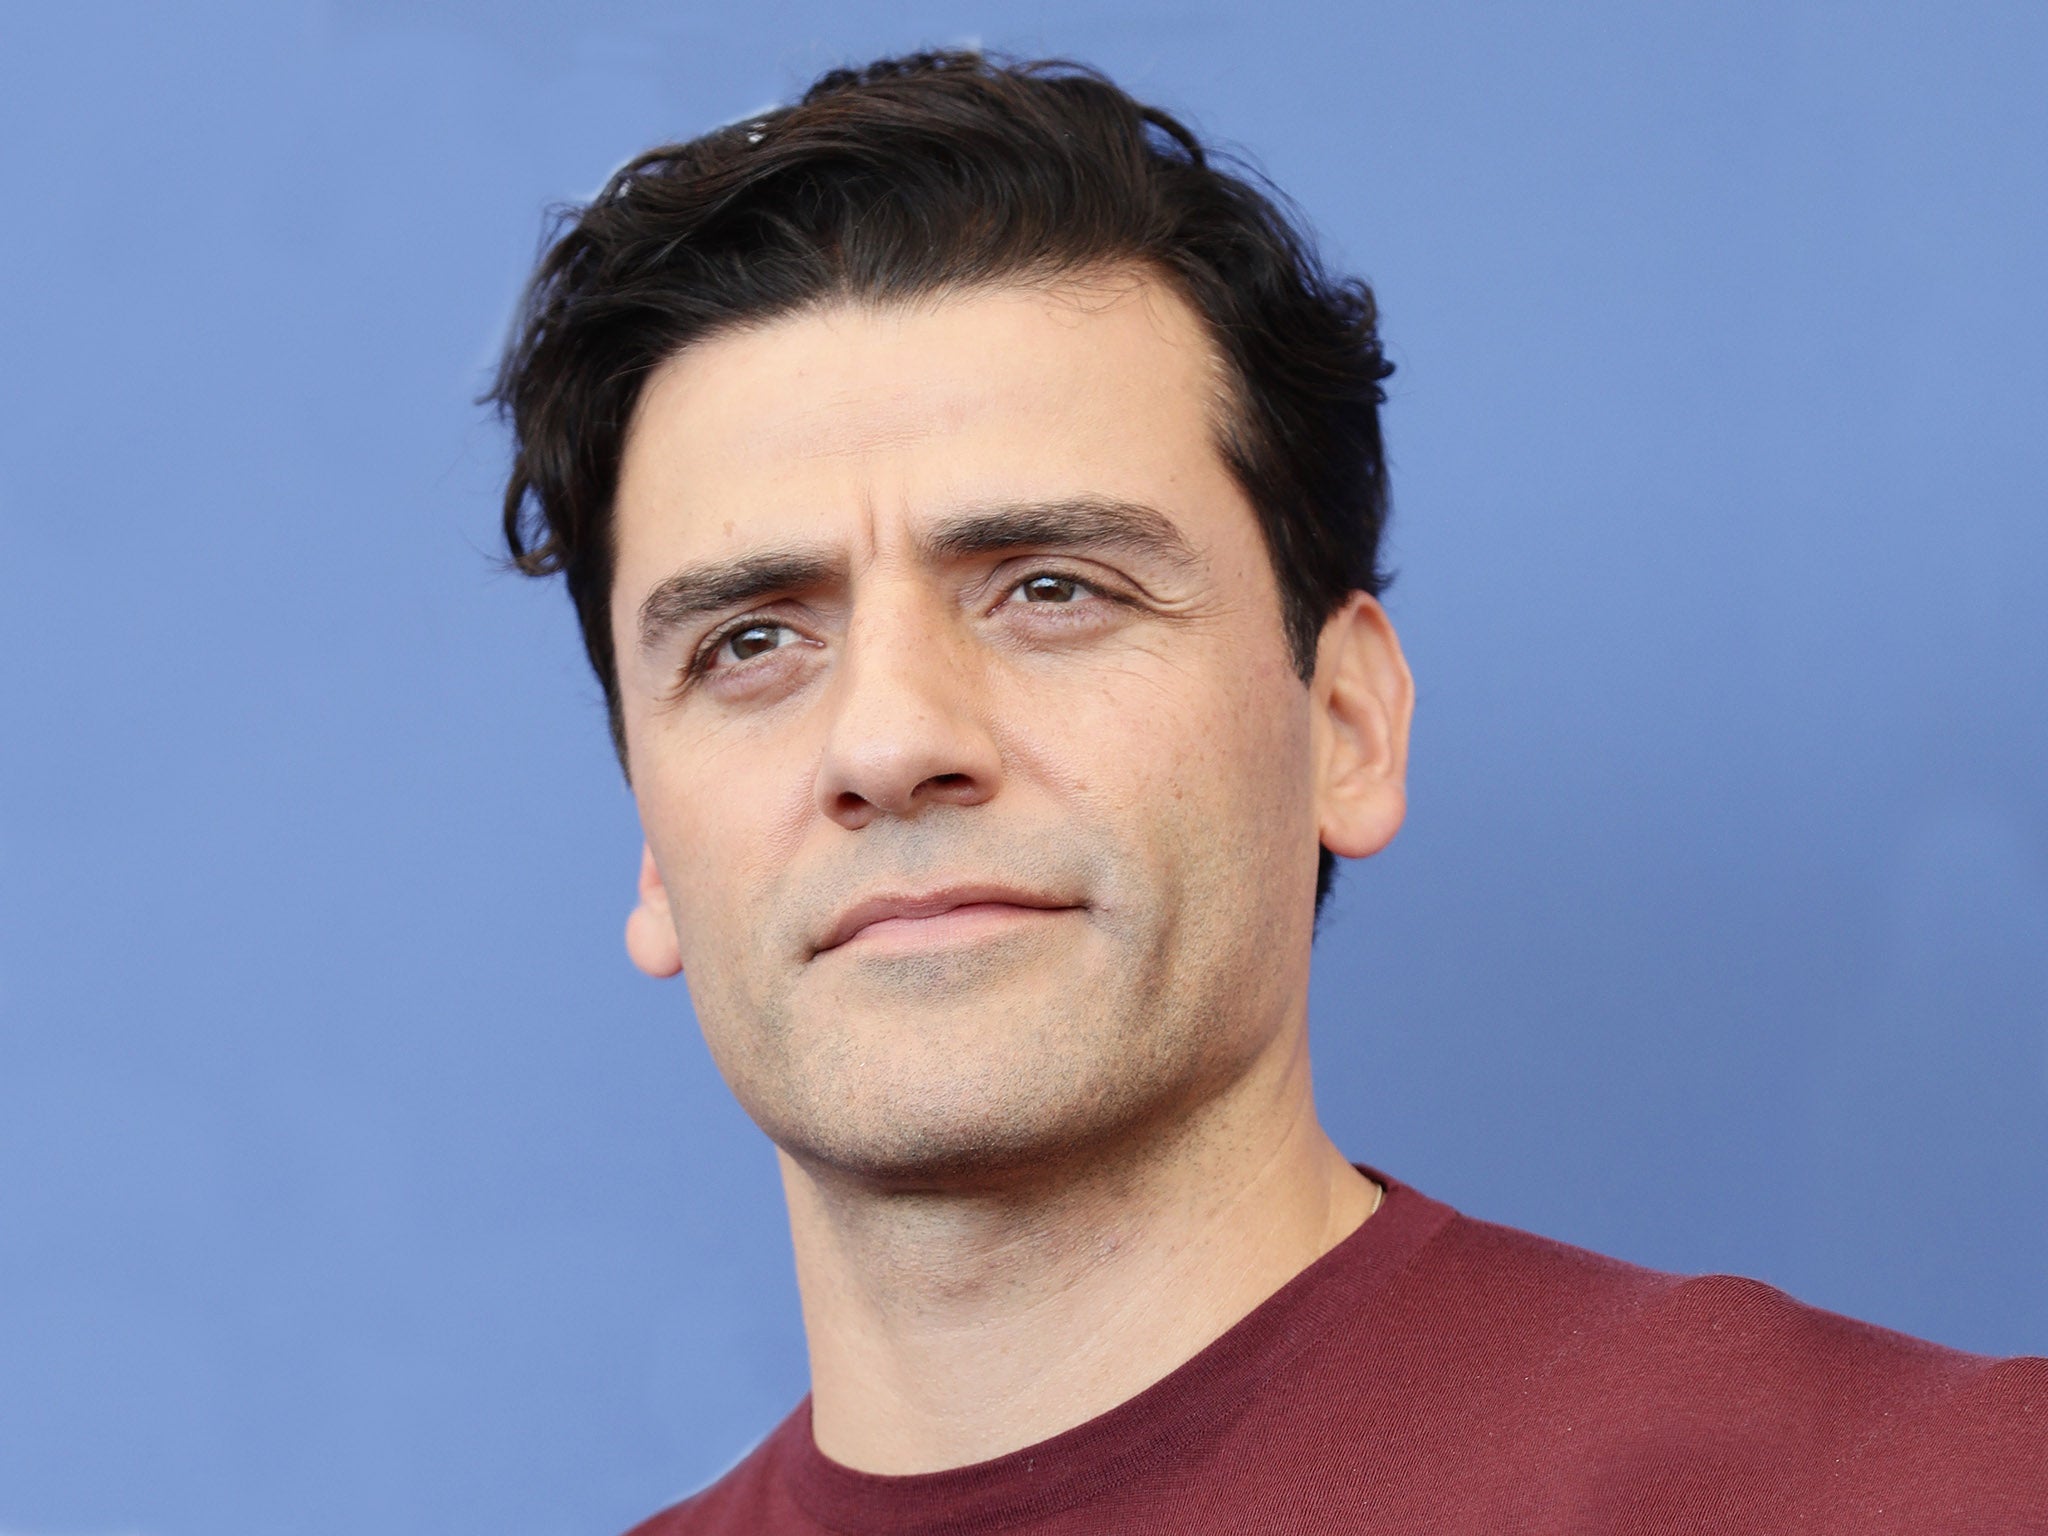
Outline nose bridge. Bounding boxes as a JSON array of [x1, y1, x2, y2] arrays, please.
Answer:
[[839, 577, 963, 726], [816, 564, 996, 822]]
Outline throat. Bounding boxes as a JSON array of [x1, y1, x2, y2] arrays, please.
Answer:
[[780, 1117, 1376, 1473]]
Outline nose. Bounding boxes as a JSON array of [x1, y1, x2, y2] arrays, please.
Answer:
[[814, 591, 1001, 830]]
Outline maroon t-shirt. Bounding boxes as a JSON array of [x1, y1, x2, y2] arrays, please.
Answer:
[[629, 1171, 2047, 1534]]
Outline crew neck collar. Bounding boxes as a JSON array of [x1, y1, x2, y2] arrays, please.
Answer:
[[772, 1167, 1454, 1536]]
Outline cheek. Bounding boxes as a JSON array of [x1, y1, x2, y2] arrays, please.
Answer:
[[1220, 650, 1315, 805], [1161, 673, 1313, 893], [635, 738, 816, 955], [1002, 639, 1310, 869]]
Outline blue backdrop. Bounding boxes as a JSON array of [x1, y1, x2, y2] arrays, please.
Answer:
[[3, 4, 2044, 1532]]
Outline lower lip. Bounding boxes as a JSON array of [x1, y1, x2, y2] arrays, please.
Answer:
[[833, 902, 1073, 955]]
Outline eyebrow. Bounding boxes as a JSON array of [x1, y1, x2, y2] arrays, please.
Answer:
[[916, 496, 1201, 568], [634, 496, 1201, 657], [636, 550, 839, 656]]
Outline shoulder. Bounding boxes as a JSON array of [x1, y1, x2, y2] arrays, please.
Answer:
[[1401, 1205, 2048, 1525], [1418, 1203, 2047, 1414], [1417, 1201, 2025, 1363], [1436, 1205, 2041, 1386]]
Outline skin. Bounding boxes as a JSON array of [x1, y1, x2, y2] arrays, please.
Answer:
[[608, 269, 1414, 1473]]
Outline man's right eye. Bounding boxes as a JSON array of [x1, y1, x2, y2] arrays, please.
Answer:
[[718, 622, 794, 665]]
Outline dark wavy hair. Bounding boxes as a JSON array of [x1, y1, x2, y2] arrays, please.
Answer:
[[488, 49, 1394, 911]]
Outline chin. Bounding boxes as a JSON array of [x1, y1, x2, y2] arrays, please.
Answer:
[[695, 895, 1271, 1190], [738, 1012, 1221, 1194], [760, 1070, 1101, 1188]]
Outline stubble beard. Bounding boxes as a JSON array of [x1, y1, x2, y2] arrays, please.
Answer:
[[684, 824, 1292, 1196]]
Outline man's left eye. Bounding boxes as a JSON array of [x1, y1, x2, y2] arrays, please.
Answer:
[[1011, 573, 1093, 604]]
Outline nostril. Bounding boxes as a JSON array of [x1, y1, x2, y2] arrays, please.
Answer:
[[918, 772, 985, 804], [830, 789, 877, 825]]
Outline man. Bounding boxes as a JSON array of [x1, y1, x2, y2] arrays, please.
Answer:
[[490, 50, 2045, 1534]]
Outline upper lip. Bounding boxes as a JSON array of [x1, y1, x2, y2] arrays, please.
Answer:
[[814, 885, 1078, 954]]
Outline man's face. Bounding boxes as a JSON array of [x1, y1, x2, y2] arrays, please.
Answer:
[[610, 273, 1348, 1186]]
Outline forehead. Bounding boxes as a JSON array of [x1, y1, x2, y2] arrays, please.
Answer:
[[610, 272, 1241, 581]]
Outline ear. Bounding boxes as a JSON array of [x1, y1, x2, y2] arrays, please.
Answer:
[[1311, 593, 1414, 862], [624, 842, 684, 978]]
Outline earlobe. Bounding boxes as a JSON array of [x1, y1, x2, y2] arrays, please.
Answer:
[[1313, 594, 1414, 862], [624, 843, 684, 978]]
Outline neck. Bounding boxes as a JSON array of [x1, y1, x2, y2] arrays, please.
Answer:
[[779, 1031, 1378, 1474]]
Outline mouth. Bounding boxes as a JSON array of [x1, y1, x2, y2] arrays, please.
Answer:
[[814, 886, 1082, 957]]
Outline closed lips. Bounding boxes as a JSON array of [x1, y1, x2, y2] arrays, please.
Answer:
[[815, 889, 1078, 953]]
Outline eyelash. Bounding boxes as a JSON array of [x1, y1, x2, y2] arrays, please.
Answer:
[[681, 568, 1119, 683]]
